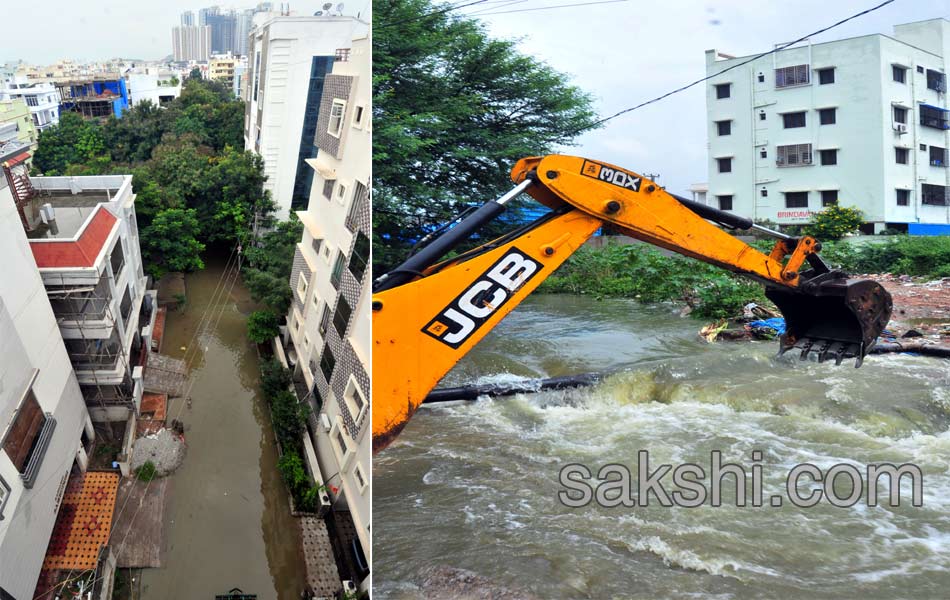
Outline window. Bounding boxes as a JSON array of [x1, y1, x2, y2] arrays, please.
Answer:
[[775, 64, 810, 88], [335, 48, 351, 61], [819, 108, 836, 125], [821, 190, 838, 207], [328, 99, 346, 138], [319, 304, 331, 336], [896, 189, 910, 206], [820, 149, 837, 166], [333, 296, 351, 337], [760, 148, 768, 159], [0, 475, 9, 519], [2, 386, 56, 488], [920, 144, 927, 151], [893, 106, 907, 124], [917, 65, 925, 74], [312, 291, 320, 311], [927, 69, 947, 93], [761, 188, 768, 197], [716, 120, 731, 136], [25, 95, 38, 107], [895, 147, 909, 164], [717, 157, 732, 173], [330, 251, 346, 289], [817, 68, 835, 85], [303, 334, 310, 349], [354, 463, 368, 494], [348, 232, 370, 283], [757, 73, 765, 83], [892, 65, 906, 83], [715, 83, 731, 99], [311, 237, 323, 255], [922, 184, 948, 206], [920, 105, 949, 130], [776, 144, 813, 166], [352, 105, 365, 128], [322, 178, 335, 200], [785, 192, 809, 208], [930, 146, 948, 167], [329, 416, 354, 469], [782, 112, 806, 128], [343, 375, 367, 424], [297, 272, 308, 300], [110, 241, 125, 279], [346, 181, 366, 232], [319, 343, 336, 382], [712, 195, 732, 211], [336, 183, 347, 204], [759, 111, 766, 121]]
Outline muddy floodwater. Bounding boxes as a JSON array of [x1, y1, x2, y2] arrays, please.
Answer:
[[140, 253, 305, 599], [374, 295, 950, 599]]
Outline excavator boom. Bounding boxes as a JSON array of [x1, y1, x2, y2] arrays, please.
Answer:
[[372, 155, 892, 452]]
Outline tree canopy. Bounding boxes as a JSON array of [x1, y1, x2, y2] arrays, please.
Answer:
[[373, 0, 600, 271]]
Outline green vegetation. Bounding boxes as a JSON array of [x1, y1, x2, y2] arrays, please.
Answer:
[[373, 0, 600, 272], [805, 205, 864, 241], [247, 310, 281, 343], [135, 461, 157, 482], [260, 359, 321, 512], [243, 218, 303, 315], [818, 236, 950, 279], [31, 78, 274, 280], [539, 243, 767, 319]]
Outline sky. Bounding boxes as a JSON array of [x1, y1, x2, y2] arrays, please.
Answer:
[[471, 0, 948, 194], [0, 0, 945, 194]]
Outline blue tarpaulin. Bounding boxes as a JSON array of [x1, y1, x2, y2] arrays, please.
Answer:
[[749, 318, 786, 335]]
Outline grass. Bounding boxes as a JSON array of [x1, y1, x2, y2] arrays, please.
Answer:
[[135, 461, 157, 482]]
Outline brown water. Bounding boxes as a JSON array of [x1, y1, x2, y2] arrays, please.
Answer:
[[374, 295, 950, 599], [139, 252, 305, 600]]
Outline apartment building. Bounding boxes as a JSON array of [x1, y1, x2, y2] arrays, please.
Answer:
[[173, 25, 212, 62], [0, 141, 95, 600], [284, 33, 371, 592], [705, 18, 950, 234], [0, 98, 37, 156], [244, 16, 361, 218], [209, 55, 245, 96], [0, 80, 60, 131]]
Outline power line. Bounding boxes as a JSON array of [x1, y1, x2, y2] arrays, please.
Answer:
[[472, 0, 629, 16], [570, 0, 897, 135], [378, 0, 496, 28]]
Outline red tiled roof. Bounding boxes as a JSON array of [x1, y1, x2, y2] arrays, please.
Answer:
[[2, 151, 30, 167], [30, 207, 117, 268]]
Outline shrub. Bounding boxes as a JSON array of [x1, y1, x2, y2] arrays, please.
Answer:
[[136, 461, 157, 482], [805, 205, 864, 241], [270, 389, 310, 451], [247, 310, 280, 343], [278, 450, 319, 512], [260, 358, 292, 398]]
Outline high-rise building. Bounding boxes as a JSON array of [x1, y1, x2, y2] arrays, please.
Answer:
[[705, 17, 950, 234], [244, 16, 361, 217], [172, 25, 212, 62], [234, 9, 254, 56], [283, 32, 371, 594], [181, 10, 195, 26]]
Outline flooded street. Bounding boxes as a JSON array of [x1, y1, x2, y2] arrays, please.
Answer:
[[375, 295, 950, 599], [140, 253, 305, 599]]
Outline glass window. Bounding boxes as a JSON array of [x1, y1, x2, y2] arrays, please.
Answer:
[[817, 68, 835, 85], [715, 83, 730, 99], [348, 232, 370, 283], [821, 190, 838, 207], [785, 192, 808, 208], [819, 108, 836, 125], [717, 195, 733, 210], [783, 112, 806, 128], [333, 295, 351, 337], [717, 157, 732, 173], [328, 99, 346, 137]]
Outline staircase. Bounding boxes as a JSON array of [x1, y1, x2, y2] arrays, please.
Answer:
[[4, 166, 37, 231]]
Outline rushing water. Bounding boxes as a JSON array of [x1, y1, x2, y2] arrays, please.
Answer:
[[374, 294, 950, 599], [139, 252, 305, 600]]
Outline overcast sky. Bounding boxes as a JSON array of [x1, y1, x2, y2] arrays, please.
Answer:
[[472, 0, 948, 194]]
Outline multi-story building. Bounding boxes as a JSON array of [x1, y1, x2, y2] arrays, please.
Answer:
[[284, 33, 371, 593], [705, 17, 950, 234], [0, 81, 60, 131], [209, 55, 245, 94], [172, 25, 212, 62], [56, 76, 130, 119], [181, 10, 195, 26], [0, 98, 37, 157], [127, 70, 183, 107], [244, 16, 361, 218], [0, 141, 96, 600]]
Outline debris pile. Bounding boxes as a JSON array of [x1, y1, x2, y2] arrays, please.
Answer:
[[131, 428, 186, 476]]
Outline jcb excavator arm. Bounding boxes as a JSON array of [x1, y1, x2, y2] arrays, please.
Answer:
[[372, 155, 892, 452]]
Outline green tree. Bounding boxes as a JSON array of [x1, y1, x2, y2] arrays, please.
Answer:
[[373, 0, 600, 271], [806, 205, 864, 241], [247, 310, 281, 343], [141, 208, 206, 278], [243, 218, 303, 314], [32, 113, 107, 175]]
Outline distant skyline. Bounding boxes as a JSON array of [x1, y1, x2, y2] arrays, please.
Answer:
[[0, 0, 371, 64]]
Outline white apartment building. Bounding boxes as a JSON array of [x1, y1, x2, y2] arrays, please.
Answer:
[[172, 25, 212, 62], [0, 80, 60, 131], [127, 71, 182, 107], [284, 33, 371, 592], [244, 16, 362, 218], [0, 141, 95, 600], [705, 18, 950, 234]]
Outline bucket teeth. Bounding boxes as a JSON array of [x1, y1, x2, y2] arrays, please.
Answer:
[[781, 336, 864, 367]]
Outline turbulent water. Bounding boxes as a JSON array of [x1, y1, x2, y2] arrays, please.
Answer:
[[374, 295, 950, 599]]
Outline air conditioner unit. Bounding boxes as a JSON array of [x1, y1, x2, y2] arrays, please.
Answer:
[[340, 580, 358, 596], [321, 413, 331, 432], [894, 123, 908, 134]]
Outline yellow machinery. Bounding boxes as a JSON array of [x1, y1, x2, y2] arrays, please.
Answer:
[[372, 155, 893, 452]]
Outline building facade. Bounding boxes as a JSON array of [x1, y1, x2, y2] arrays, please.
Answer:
[[244, 16, 360, 218], [705, 18, 950, 234], [0, 99, 37, 157], [0, 142, 95, 600], [173, 25, 212, 62], [209, 55, 245, 95], [0, 81, 60, 131], [284, 33, 371, 592]]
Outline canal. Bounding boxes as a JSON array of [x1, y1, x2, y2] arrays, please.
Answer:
[[139, 252, 305, 599], [374, 294, 950, 599]]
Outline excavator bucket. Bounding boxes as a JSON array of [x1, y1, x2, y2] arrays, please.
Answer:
[[765, 275, 892, 367]]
